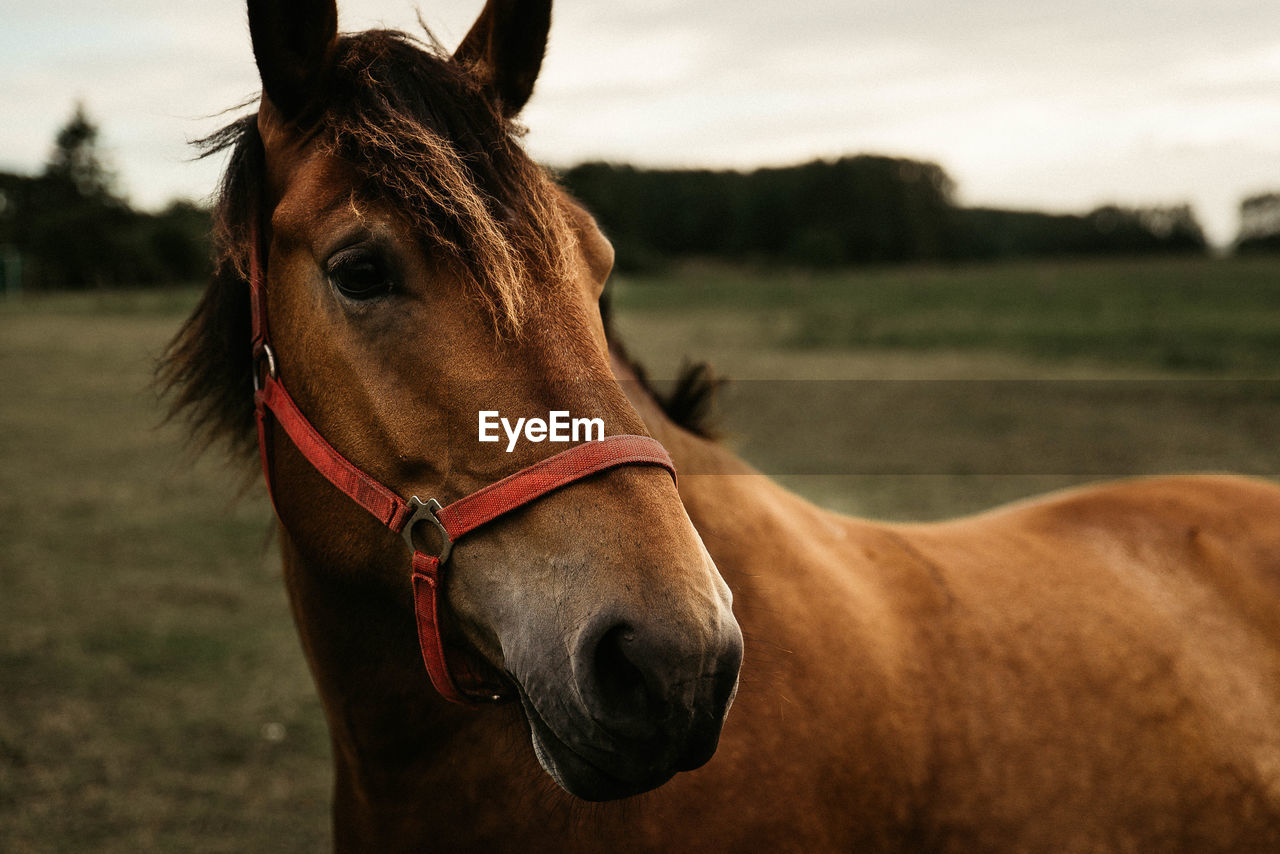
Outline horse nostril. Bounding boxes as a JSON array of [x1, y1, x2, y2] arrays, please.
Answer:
[[575, 612, 740, 759], [592, 624, 659, 726]]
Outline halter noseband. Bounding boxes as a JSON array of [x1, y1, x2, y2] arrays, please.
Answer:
[[247, 220, 676, 706]]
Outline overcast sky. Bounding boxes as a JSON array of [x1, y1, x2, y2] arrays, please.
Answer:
[[2, 0, 1277, 245]]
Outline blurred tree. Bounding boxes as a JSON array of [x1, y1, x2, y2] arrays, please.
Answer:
[[1085, 205, 1206, 255], [26, 103, 128, 288], [1235, 193, 1280, 253], [44, 102, 120, 203], [147, 200, 213, 281], [1, 103, 212, 291]]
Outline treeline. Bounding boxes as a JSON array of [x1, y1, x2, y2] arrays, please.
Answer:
[[560, 157, 1219, 270], [0, 105, 209, 292], [954, 204, 1207, 260], [4, 106, 1279, 293], [560, 157, 956, 268]]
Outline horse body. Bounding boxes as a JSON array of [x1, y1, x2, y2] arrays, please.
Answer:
[[674, 400, 1277, 853], [298, 368, 1280, 852], [163, 1, 1280, 850], [663, 423, 1280, 852]]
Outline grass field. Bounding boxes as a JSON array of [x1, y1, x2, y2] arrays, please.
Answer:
[[613, 255, 1280, 375], [2, 255, 1278, 851], [609, 256, 1280, 515]]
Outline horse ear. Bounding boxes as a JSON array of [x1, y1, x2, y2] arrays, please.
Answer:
[[453, 0, 553, 117], [247, 0, 339, 123]]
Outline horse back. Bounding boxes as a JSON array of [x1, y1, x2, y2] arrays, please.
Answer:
[[975, 474, 1280, 642], [888, 475, 1280, 851]]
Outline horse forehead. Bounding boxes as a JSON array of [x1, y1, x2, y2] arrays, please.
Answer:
[[257, 103, 366, 216], [267, 152, 368, 239]]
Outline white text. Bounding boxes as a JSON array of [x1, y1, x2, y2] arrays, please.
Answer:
[[478, 410, 605, 452]]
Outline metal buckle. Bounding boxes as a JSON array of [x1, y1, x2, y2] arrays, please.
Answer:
[[402, 497, 452, 564], [252, 343, 277, 392]]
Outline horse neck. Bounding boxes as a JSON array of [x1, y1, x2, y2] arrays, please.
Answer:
[[612, 346, 935, 787]]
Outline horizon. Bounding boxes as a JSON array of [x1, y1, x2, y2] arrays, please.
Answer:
[[2, 1, 1277, 246]]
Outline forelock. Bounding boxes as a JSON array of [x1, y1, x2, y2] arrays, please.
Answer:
[[317, 29, 573, 329]]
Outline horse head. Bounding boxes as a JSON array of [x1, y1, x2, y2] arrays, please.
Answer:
[[239, 0, 742, 800]]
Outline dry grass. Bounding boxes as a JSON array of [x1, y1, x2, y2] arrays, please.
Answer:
[[1, 294, 329, 853], [2, 255, 1277, 850]]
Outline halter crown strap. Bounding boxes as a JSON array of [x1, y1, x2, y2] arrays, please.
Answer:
[[247, 220, 677, 705]]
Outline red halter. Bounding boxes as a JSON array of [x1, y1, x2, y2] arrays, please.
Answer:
[[247, 221, 676, 705]]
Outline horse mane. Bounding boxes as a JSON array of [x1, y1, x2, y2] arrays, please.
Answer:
[[160, 27, 720, 460], [159, 114, 261, 460], [599, 291, 724, 439]]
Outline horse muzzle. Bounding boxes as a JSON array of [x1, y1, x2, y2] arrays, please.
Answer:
[[515, 603, 744, 801]]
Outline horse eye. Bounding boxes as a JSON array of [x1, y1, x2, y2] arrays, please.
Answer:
[[328, 249, 395, 300]]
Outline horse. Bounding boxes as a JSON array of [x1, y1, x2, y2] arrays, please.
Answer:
[[162, 0, 1280, 850]]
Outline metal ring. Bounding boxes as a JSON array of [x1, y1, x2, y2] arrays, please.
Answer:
[[402, 496, 452, 564], [252, 343, 277, 392]]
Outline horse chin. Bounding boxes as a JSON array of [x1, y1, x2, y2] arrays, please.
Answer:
[[517, 690, 677, 801]]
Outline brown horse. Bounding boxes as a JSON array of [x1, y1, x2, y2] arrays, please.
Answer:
[[163, 0, 1280, 850]]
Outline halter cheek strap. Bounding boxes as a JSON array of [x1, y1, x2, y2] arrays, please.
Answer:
[[247, 222, 677, 705]]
